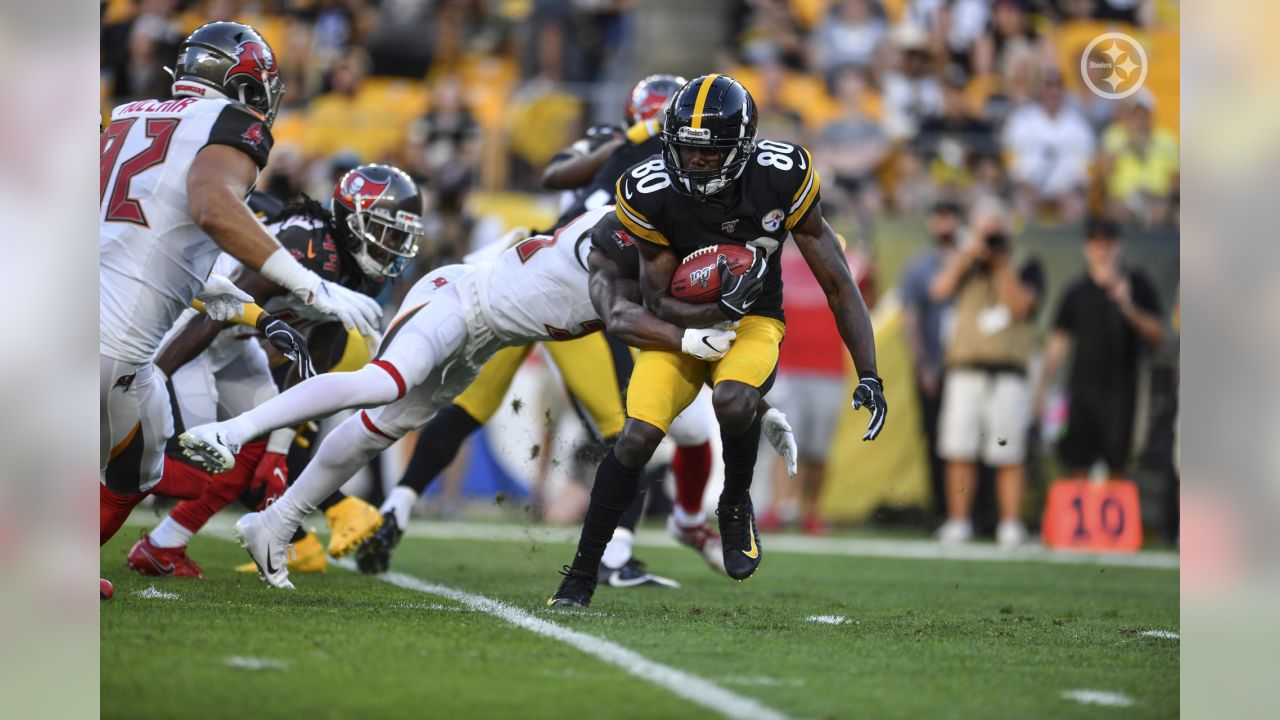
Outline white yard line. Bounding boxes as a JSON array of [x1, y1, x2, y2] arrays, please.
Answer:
[[125, 513, 1179, 569], [224, 656, 288, 671], [1139, 629, 1179, 640], [177, 520, 791, 720], [332, 559, 791, 720], [1061, 689, 1136, 707], [396, 520, 1181, 570]]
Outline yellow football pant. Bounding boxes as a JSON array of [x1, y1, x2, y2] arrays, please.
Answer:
[[452, 331, 630, 438], [626, 315, 785, 433]]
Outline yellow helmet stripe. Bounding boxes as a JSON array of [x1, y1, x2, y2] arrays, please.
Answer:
[[689, 73, 721, 129]]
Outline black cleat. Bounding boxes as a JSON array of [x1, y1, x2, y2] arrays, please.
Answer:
[[547, 565, 598, 607], [717, 498, 762, 581], [598, 558, 681, 589], [355, 512, 402, 575]]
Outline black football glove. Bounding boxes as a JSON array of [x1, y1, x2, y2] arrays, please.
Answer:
[[257, 314, 316, 379], [851, 371, 887, 441], [717, 246, 768, 320]]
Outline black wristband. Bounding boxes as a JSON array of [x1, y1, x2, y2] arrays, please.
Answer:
[[858, 370, 882, 386]]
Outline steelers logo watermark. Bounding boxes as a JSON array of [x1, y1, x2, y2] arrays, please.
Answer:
[[1080, 32, 1148, 99]]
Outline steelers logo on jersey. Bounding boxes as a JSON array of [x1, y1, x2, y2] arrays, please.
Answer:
[[761, 209, 784, 233]]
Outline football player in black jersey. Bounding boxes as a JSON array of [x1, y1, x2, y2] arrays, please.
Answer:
[[549, 74, 887, 607], [355, 75, 750, 587], [126, 164, 423, 578]]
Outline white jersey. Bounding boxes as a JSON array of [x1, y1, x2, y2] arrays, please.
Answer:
[[100, 96, 273, 364], [467, 206, 611, 343]]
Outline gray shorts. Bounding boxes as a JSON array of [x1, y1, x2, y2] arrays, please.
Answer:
[[767, 373, 846, 463]]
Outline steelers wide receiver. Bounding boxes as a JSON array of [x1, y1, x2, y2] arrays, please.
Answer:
[[549, 74, 886, 607]]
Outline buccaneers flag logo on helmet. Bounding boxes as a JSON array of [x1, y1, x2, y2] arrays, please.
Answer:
[[335, 172, 391, 211], [224, 40, 279, 84]]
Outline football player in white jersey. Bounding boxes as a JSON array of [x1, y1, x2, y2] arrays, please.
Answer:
[[178, 205, 741, 587], [124, 165, 425, 579], [99, 21, 382, 550]]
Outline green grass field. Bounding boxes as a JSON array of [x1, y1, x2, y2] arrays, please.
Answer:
[[102, 517, 1178, 719]]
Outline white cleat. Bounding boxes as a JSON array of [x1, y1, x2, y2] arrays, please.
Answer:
[[667, 515, 728, 576], [234, 512, 294, 589], [936, 518, 974, 545], [996, 519, 1028, 551], [178, 423, 238, 473]]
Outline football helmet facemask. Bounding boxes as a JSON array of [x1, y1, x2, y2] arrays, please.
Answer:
[[660, 74, 758, 201], [169, 21, 285, 126], [332, 164, 424, 280]]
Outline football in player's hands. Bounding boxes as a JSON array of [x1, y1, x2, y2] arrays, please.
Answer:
[[670, 244, 758, 304]]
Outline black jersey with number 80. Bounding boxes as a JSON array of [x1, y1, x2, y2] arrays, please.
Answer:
[[612, 139, 820, 321]]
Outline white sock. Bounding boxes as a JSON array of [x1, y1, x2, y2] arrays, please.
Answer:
[[148, 516, 194, 548], [601, 527, 634, 570], [380, 486, 419, 529], [672, 504, 705, 528], [223, 365, 401, 445], [262, 413, 395, 539]]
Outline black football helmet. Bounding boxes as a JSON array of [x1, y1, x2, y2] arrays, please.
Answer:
[[660, 74, 758, 201], [169, 21, 285, 126], [331, 164, 424, 279], [626, 74, 687, 125]]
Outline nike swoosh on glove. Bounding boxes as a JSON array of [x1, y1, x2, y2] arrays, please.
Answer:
[[196, 274, 253, 322], [762, 408, 798, 476], [258, 315, 317, 379], [717, 247, 767, 320], [851, 372, 887, 441], [682, 327, 736, 361]]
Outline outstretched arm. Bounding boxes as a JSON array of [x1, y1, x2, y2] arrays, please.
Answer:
[[637, 241, 731, 328], [792, 207, 876, 376], [793, 205, 885, 440], [542, 136, 624, 190]]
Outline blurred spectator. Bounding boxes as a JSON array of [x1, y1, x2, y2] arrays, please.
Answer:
[[1098, 92, 1180, 226], [971, 0, 1049, 79], [881, 23, 944, 142], [102, 0, 183, 104], [899, 201, 963, 519], [814, 65, 889, 224], [811, 0, 887, 75], [929, 209, 1044, 549], [731, 0, 807, 68], [761, 241, 873, 535], [1035, 219, 1164, 479], [913, 70, 998, 195], [905, 0, 990, 76], [407, 75, 481, 192], [1001, 73, 1095, 221]]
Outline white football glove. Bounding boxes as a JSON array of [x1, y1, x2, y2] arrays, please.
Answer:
[[259, 247, 382, 336], [306, 280, 383, 337], [762, 407, 798, 477], [196, 274, 253, 322], [681, 327, 736, 361]]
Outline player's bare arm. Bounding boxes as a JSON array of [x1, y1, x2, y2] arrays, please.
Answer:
[[542, 136, 624, 190], [637, 241, 730, 328], [187, 144, 286, 270], [792, 205, 886, 440], [792, 207, 876, 376], [587, 250, 683, 349]]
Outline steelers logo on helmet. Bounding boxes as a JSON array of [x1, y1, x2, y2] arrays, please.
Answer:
[[330, 164, 425, 280], [660, 74, 759, 202]]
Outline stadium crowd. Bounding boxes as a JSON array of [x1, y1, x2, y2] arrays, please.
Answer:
[[100, 0, 1179, 546]]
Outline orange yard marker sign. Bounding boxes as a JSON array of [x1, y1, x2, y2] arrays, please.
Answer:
[[1042, 479, 1143, 552]]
